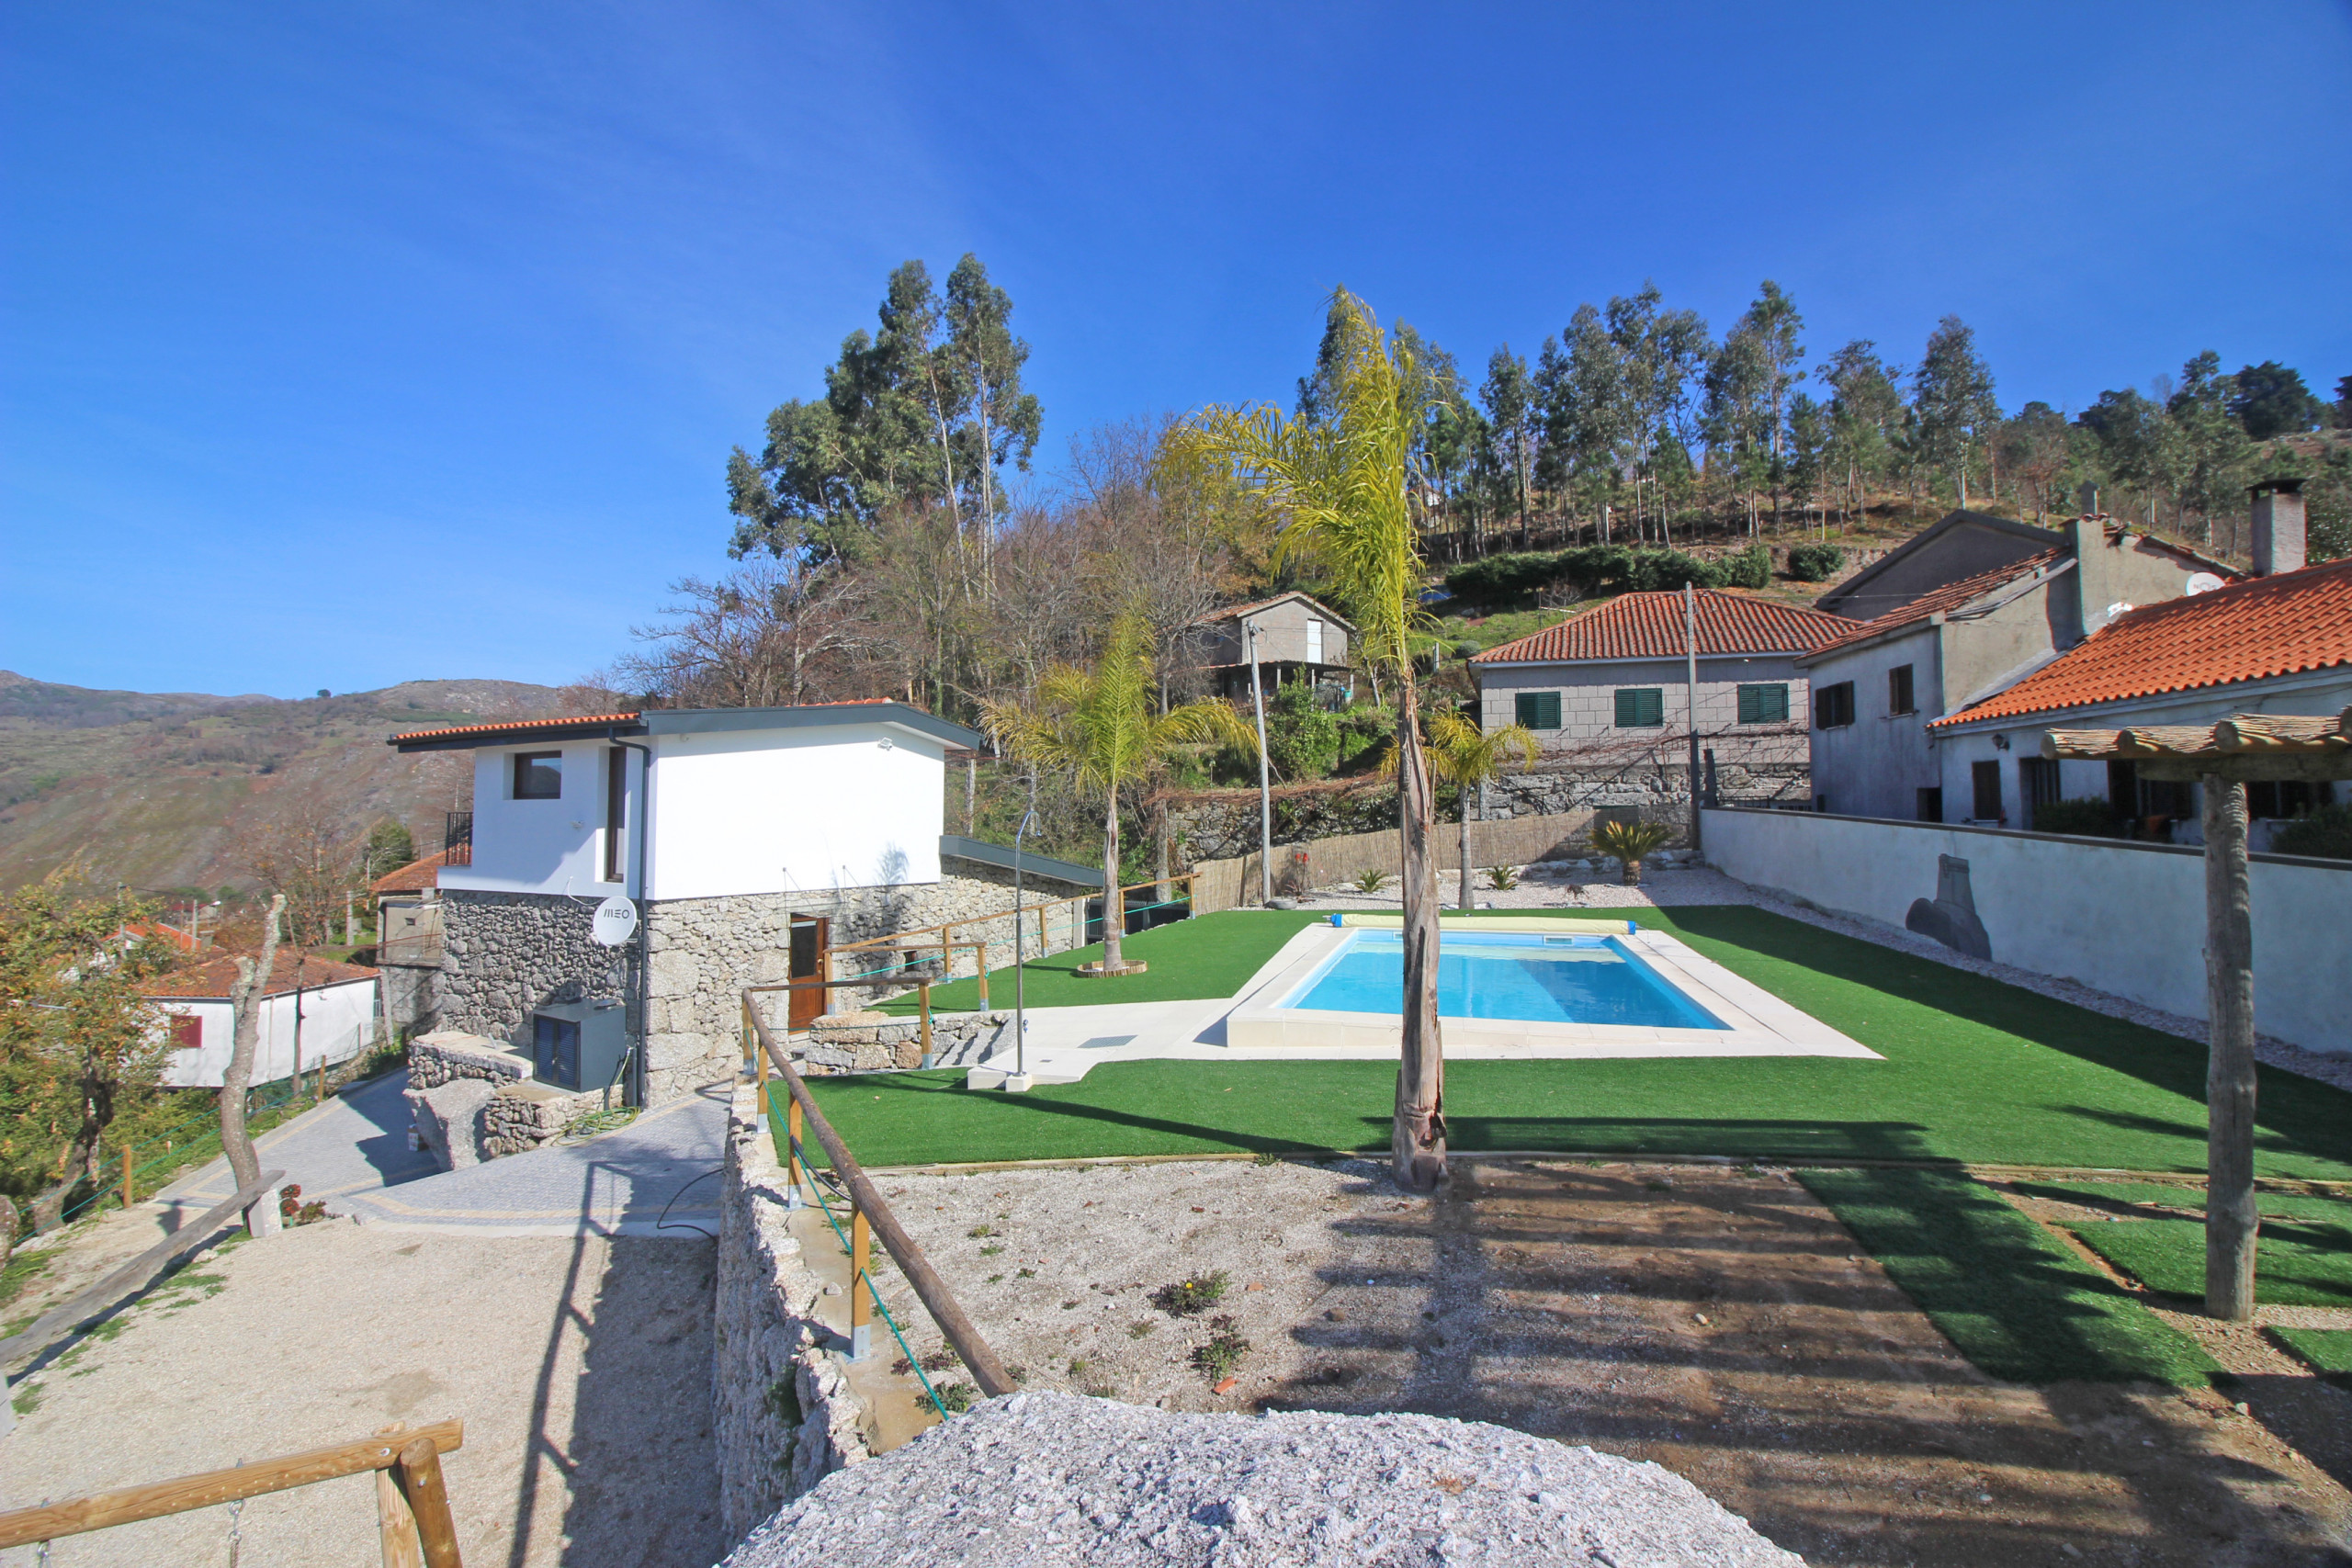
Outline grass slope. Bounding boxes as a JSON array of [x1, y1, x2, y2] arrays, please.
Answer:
[[1796, 1168, 2217, 1384], [2267, 1326, 2352, 1384], [2065, 1217, 2352, 1308], [876, 909, 1328, 1013], [816, 907, 2352, 1182]]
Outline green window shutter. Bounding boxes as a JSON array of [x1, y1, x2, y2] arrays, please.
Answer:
[[1615, 688, 1663, 728], [1514, 692, 1561, 730], [1737, 683, 1788, 724]]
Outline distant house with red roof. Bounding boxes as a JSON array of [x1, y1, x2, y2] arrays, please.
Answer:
[[1468, 589, 1854, 802], [143, 949, 379, 1090], [1927, 548, 2352, 846], [1792, 510, 2238, 823]]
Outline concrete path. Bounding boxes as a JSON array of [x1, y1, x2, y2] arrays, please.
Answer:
[[156, 1069, 732, 1238]]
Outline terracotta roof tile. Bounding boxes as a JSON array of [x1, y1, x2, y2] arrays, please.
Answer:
[[1929, 557, 2352, 728], [143, 949, 378, 1000], [1469, 590, 1855, 664], [369, 849, 453, 895], [1803, 548, 2069, 660], [391, 711, 639, 742]]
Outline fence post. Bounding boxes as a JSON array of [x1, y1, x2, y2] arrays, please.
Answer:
[[119, 1146, 133, 1212], [785, 1095, 805, 1210], [393, 1436, 463, 1568], [977, 942, 989, 1010], [753, 1010, 769, 1117], [848, 1203, 873, 1360], [918, 983, 933, 1067]]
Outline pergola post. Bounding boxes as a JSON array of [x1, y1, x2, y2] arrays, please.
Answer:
[[2200, 772, 2258, 1322]]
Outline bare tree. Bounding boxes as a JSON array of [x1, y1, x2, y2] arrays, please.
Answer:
[[609, 557, 874, 710], [220, 894, 285, 1209], [235, 793, 366, 947]]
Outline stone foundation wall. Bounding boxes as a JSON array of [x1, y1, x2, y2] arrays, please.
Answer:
[[406, 1031, 605, 1162], [797, 1010, 1002, 1074], [437, 890, 628, 1055], [714, 1085, 872, 1541]]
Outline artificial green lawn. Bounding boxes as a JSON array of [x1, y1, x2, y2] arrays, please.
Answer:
[[2267, 1326, 2352, 1384], [2010, 1179, 2352, 1224], [2064, 1216, 2352, 1307], [819, 906, 2352, 1181], [874, 909, 1329, 1013], [1795, 1168, 2216, 1384]]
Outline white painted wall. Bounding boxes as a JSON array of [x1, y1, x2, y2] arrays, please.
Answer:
[[646, 722, 944, 899], [157, 978, 379, 1089], [1700, 806, 2348, 1055], [436, 721, 951, 900]]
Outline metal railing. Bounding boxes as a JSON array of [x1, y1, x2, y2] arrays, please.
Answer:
[[443, 811, 473, 867], [741, 983, 1014, 1404], [829, 872, 1199, 987]]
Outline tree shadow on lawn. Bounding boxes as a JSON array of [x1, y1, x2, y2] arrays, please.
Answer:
[[1656, 905, 2352, 1170]]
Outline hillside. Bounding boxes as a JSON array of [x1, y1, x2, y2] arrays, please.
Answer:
[[0, 677, 571, 894]]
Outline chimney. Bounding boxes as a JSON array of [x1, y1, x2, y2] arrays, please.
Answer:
[[2250, 479, 2305, 576], [2065, 513, 2127, 637], [2075, 481, 2101, 517]]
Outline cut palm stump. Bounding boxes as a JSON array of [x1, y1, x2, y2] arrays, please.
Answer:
[[1075, 960, 1148, 977]]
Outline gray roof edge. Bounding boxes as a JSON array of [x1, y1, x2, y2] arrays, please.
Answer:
[[643, 703, 984, 750], [939, 834, 1102, 886], [1815, 510, 2064, 615]]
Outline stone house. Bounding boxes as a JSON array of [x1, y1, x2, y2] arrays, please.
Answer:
[[1798, 513, 2240, 822], [388, 701, 1096, 1106], [1928, 494, 2348, 848], [1191, 592, 1356, 705], [1467, 590, 1856, 810], [368, 847, 458, 1039]]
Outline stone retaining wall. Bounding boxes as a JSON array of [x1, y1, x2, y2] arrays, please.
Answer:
[[715, 1085, 873, 1541], [797, 1010, 1002, 1073], [406, 1031, 605, 1162]]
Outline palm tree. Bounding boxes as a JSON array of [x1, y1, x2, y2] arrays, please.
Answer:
[[1426, 710, 1538, 910], [1172, 288, 1453, 1192], [981, 608, 1254, 976]]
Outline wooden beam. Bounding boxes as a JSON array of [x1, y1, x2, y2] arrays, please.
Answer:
[[2203, 773, 2259, 1323], [2135, 755, 2352, 784], [396, 1436, 465, 1568], [0, 1419, 462, 1548]]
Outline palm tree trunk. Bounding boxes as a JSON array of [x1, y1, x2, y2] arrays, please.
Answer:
[[1459, 786, 1474, 912], [1100, 797, 1124, 972], [1394, 670, 1446, 1192]]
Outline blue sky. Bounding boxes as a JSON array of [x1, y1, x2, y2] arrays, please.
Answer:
[[5, 1, 2347, 698]]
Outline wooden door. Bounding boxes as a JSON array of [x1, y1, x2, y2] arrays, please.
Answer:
[[788, 916, 828, 1031]]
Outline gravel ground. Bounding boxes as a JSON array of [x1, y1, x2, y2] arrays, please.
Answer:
[[0, 1220, 723, 1567], [1314, 863, 2352, 1096], [862, 1156, 2352, 1565], [724, 1391, 1805, 1567]]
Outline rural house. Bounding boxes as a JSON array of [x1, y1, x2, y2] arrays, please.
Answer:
[[387, 701, 1095, 1105], [369, 847, 458, 1039], [1928, 497, 2348, 847], [1467, 590, 1856, 807], [1191, 592, 1355, 705], [1797, 512, 2239, 821], [147, 951, 380, 1089]]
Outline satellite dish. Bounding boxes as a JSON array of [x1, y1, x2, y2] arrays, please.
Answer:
[[590, 896, 639, 947], [2186, 572, 2225, 595]]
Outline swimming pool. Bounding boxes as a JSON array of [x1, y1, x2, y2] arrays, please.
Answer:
[[1281, 929, 1728, 1031]]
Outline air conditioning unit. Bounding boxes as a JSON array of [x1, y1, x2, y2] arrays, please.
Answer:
[[532, 1000, 628, 1092]]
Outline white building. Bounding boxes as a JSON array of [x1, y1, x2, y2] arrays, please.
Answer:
[[389, 701, 1095, 1104], [148, 952, 380, 1089]]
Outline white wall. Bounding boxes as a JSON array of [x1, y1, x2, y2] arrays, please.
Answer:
[[443, 741, 621, 897], [436, 721, 952, 900], [158, 978, 379, 1089], [646, 722, 945, 899], [1700, 807, 2348, 1055], [1804, 624, 1942, 820]]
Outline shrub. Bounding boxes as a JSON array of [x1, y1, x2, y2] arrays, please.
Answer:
[[1351, 868, 1388, 894], [2032, 797, 2123, 838], [1265, 682, 1340, 781], [1150, 1269, 1230, 1316], [1482, 864, 1521, 890], [933, 1382, 977, 1414], [1785, 543, 1847, 582], [2273, 803, 2352, 861], [1592, 819, 1673, 863], [1191, 1322, 1251, 1384]]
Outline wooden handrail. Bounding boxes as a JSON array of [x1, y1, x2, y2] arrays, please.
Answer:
[[0, 1419, 464, 1556], [743, 992, 1016, 1399], [0, 1168, 287, 1371]]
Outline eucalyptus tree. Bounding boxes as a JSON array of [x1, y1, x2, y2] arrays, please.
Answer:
[[1912, 316, 2000, 507], [979, 609, 1254, 976], [1734, 283, 1804, 528], [1820, 341, 1904, 527], [1541, 304, 1631, 542], [1176, 289, 1453, 1191], [1702, 323, 1771, 534], [1481, 346, 1537, 547], [727, 256, 1041, 562], [2169, 353, 2254, 545], [1996, 402, 2075, 522]]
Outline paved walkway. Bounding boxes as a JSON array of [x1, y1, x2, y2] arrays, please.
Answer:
[[157, 1069, 730, 1238]]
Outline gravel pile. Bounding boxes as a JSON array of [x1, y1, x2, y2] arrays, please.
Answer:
[[724, 1392, 1804, 1567]]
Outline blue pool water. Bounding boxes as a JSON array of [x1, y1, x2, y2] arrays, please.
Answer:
[[1284, 930, 1727, 1031]]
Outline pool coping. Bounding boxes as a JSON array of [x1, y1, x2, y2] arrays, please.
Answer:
[[1221, 920, 1880, 1061]]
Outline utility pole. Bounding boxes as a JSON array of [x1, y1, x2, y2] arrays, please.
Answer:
[[1683, 582, 1703, 855], [1246, 619, 1273, 906]]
